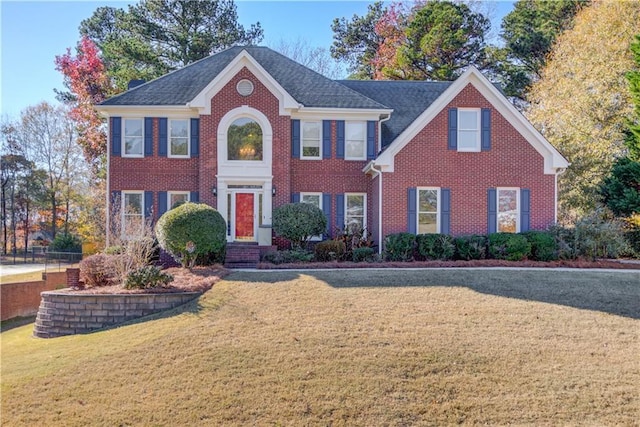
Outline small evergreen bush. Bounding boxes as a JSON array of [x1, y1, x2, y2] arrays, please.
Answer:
[[49, 232, 82, 253], [573, 210, 630, 260], [124, 266, 173, 289], [155, 202, 226, 267], [488, 233, 531, 261], [522, 231, 558, 261], [383, 233, 415, 261], [352, 247, 375, 262], [314, 240, 346, 262], [416, 234, 455, 260], [272, 203, 327, 249], [454, 235, 487, 260]]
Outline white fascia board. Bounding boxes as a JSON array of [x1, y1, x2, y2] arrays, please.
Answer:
[[188, 49, 300, 116], [375, 66, 569, 175], [291, 107, 393, 121], [95, 105, 197, 118]]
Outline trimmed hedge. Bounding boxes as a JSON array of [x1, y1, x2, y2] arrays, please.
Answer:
[[488, 233, 531, 261], [383, 233, 415, 261], [416, 234, 455, 260], [454, 235, 487, 260], [273, 203, 327, 249], [314, 240, 346, 262], [522, 231, 558, 261]]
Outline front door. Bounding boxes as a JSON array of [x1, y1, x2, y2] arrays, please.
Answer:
[[235, 193, 255, 241]]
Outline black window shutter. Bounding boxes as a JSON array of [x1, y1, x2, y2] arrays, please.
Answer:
[[190, 118, 200, 157], [441, 188, 451, 235], [481, 108, 491, 151], [336, 121, 345, 159], [322, 193, 332, 238], [191, 191, 200, 203], [159, 118, 168, 157], [335, 194, 345, 229], [144, 117, 153, 156], [111, 117, 121, 156], [448, 108, 458, 150], [366, 121, 376, 159], [144, 191, 154, 219], [520, 189, 530, 232], [408, 187, 417, 234], [487, 188, 497, 234], [291, 193, 300, 203], [322, 120, 332, 159], [158, 191, 168, 216], [291, 120, 300, 158]]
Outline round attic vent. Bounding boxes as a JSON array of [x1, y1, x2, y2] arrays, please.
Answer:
[[236, 79, 254, 96]]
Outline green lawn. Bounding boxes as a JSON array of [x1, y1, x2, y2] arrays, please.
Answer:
[[2, 269, 639, 426]]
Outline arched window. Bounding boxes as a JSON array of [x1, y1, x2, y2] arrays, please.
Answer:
[[227, 118, 263, 161]]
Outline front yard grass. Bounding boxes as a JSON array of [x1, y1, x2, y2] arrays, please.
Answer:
[[2, 269, 638, 425]]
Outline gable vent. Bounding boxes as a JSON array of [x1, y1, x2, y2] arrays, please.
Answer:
[[236, 79, 254, 97]]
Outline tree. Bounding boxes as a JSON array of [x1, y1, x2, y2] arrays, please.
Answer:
[[526, 0, 640, 221], [55, 36, 114, 169], [626, 34, 640, 162], [489, 0, 586, 100], [270, 38, 345, 79], [272, 203, 327, 250], [330, 1, 386, 79], [79, 0, 263, 91]]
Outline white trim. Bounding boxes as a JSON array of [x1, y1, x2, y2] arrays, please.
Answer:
[[456, 108, 481, 152], [168, 119, 190, 158], [291, 108, 392, 121], [189, 49, 300, 115], [121, 190, 145, 238], [345, 121, 366, 161], [416, 187, 441, 234], [375, 67, 569, 174], [300, 121, 322, 160], [344, 192, 367, 229], [122, 118, 144, 158], [96, 105, 197, 118], [496, 187, 521, 233]]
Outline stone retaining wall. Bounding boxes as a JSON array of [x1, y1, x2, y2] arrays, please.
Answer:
[[33, 291, 200, 338]]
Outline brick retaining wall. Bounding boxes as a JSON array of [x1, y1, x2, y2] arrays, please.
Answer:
[[1, 272, 67, 321], [33, 291, 200, 338]]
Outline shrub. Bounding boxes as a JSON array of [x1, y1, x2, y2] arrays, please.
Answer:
[[624, 229, 640, 256], [522, 231, 558, 261], [123, 266, 173, 290], [79, 253, 116, 288], [262, 249, 314, 265], [49, 232, 82, 253], [272, 203, 327, 250], [573, 210, 630, 260], [488, 233, 531, 261], [352, 247, 376, 262], [416, 234, 455, 260], [454, 235, 487, 260], [155, 202, 227, 267], [104, 245, 124, 255], [334, 223, 375, 261], [383, 233, 415, 262], [314, 240, 346, 262]]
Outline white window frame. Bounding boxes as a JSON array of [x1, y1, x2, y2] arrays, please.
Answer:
[[168, 191, 190, 209], [457, 108, 481, 152], [417, 187, 441, 234], [121, 191, 145, 237], [226, 117, 264, 162], [345, 193, 367, 230], [497, 187, 520, 233], [168, 119, 190, 158], [122, 118, 144, 158], [301, 121, 322, 160], [345, 121, 366, 160], [301, 192, 323, 240]]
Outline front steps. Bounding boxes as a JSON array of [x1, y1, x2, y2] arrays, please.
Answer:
[[224, 243, 262, 269]]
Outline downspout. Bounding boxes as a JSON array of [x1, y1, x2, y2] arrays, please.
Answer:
[[369, 164, 384, 254], [105, 117, 111, 248], [554, 167, 567, 224]]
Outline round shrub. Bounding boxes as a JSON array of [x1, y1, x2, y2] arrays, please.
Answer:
[[454, 235, 487, 260], [124, 265, 173, 289], [488, 233, 531, 261], [155, 202, 226, 267], [272, 203, 327, 249], [522, 231, 558, 261], [314, 239, 346, 262], [352, 246, 376, 262], [416, 234, 455, 260], [383, 233, 416, 261]]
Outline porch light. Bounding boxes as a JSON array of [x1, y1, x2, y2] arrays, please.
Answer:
[[272, 186, 276, 196], [212, 186, 217, 197]]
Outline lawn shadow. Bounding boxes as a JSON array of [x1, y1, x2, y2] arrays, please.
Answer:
[[228, 269, 640, 320]]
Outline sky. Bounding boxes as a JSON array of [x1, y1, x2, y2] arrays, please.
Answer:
[[0, 0, 515, 118]]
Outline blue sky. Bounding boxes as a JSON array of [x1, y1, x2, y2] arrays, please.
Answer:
[[1, 0, 514, 118]]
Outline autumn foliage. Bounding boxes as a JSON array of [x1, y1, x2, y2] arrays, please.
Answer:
[[55, 36, 114, 163]]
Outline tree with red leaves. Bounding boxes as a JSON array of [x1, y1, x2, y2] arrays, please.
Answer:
[[55, 36, 114, 169]]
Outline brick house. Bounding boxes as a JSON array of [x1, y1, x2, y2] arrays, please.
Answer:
[[97, 46, 568, 257]]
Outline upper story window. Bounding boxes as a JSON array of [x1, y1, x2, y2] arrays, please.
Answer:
[[457, 109, 481, 152], [418, 188, 440, 234], [228, 118, 263, 161], [169, 119, 189, 157], [123, 118, 143, 157], [497, 187, 520, 233], [345, 193, 366, 229], [345, 122, 366, 160], [301, 121, 321, 159]]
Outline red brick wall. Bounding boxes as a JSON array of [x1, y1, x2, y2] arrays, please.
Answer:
[[1, 271, 67, 321], [382, 83, 556, 237]]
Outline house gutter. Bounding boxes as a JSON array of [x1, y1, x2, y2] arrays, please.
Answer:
[[364, 162, 384, 254]]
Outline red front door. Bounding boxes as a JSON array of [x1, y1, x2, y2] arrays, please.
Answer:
[[235, 193, 254, 240]]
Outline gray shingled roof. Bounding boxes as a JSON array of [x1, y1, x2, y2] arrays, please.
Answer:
[[101, 46, 387, 109], [338, 80, 452, 147]]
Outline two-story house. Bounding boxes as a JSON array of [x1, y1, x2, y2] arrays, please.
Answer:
[[97, 46, 568, 259]]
